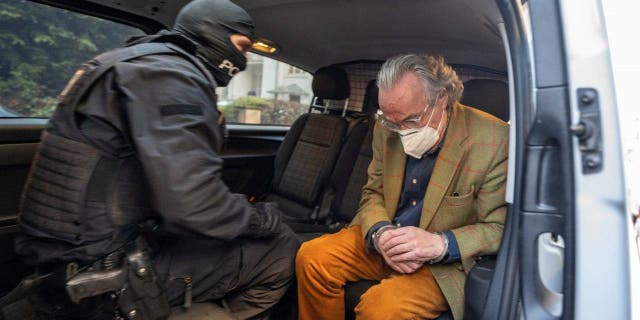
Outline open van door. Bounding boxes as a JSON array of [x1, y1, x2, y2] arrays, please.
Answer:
[[483, 0, 633, 319]]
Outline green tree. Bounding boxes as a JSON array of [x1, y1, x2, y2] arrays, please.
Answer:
[[0, 0, 143, 117]]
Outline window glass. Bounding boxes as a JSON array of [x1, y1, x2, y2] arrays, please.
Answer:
[[217, 53, 312, 126], [0, 0, 143, 118]]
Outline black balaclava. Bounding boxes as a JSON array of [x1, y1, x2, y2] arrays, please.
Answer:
[[173, 0, 254, 87]]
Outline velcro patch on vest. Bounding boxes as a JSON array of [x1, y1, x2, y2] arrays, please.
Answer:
[[160, 104, 203, 117], [20, 132, 101, 244]]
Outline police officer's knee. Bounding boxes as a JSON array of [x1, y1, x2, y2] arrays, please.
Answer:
[[263, 227, 299, 283], [278, 225, 300, 261]]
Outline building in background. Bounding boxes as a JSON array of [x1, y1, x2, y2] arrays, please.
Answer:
[[217, 53, 313, 106]]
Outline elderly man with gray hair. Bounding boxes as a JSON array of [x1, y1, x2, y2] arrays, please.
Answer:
[[295, 54, 509, 320]]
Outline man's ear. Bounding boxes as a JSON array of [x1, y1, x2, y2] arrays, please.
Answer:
[[437, 90, 449, 109]]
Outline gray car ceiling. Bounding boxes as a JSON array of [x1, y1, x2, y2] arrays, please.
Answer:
[[82, 0, 507, 72]]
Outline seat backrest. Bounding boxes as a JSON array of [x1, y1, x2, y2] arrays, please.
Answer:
[[460, 79, 509, 122], [321, 79, 378, 223], [361, 79, 379, 114], [267, 66, 350, 222], [309, 65, 351, 115]]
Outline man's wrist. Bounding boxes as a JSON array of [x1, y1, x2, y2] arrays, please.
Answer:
[[372, 224, 397, 253], [428, 232, 449, 264], [366, 221, 392, 249]]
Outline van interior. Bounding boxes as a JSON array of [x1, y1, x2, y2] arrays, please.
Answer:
[[2, 0, 616, 319]]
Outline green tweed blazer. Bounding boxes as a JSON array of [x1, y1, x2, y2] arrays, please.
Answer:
[[350, 102, 509, 320]]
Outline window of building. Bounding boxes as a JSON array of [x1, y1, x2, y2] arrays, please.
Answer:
[[217, 53, 312, 126], [287, 66, 303, 74], [0, 0, 144, 118]]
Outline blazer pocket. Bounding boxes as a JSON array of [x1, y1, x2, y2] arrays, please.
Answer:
[[437, 185, 476, 229], [443, 185, 475, 207]]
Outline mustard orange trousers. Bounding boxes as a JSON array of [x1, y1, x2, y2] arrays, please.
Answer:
[[296, 226, 448, 320]]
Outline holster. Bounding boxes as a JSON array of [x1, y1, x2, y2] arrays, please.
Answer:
[[116, 242, 170, 320], [61, 237, 169, 320]]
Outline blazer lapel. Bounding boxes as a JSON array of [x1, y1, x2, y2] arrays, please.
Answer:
[[383, 132, 406, 219], [420, 103, 469, 229]]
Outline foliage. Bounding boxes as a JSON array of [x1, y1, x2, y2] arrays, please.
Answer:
[[227, 96, 272, 109], [260, 100, 307, 125], [220, 96, 307, 125], [219, 96, 270, 123], [0, 0, 142, 117]]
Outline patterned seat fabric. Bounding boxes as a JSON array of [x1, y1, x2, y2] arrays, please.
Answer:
[[290, 79, 379, 239], [265, 66, 350, 224]]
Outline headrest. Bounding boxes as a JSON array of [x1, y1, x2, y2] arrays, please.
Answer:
[[461, 79, 509, 122], [361, 79, 379, 114], [312, 66, 350, 100]]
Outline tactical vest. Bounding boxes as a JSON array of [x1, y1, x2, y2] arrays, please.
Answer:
[[18, 42, 214, 264]]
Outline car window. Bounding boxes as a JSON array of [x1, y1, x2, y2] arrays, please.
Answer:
[[0, 0, 144, 118], [216, 53, 312, 126]]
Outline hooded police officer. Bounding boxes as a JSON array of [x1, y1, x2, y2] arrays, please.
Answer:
[[14, 0, 299, 319]]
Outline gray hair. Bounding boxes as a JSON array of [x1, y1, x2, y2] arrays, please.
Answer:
[[377, 54, 463, 107]]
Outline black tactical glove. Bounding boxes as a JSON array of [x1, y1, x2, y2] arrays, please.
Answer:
[[246, 202, 283, 238]]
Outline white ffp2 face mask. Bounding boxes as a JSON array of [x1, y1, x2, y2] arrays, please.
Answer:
[[398, 107, 444, 158]]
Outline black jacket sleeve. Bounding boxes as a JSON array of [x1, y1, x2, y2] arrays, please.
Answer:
[[109, 53, 276, 240]]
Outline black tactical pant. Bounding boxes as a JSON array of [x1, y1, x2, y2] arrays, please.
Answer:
[[154, 224, 299, 320]]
